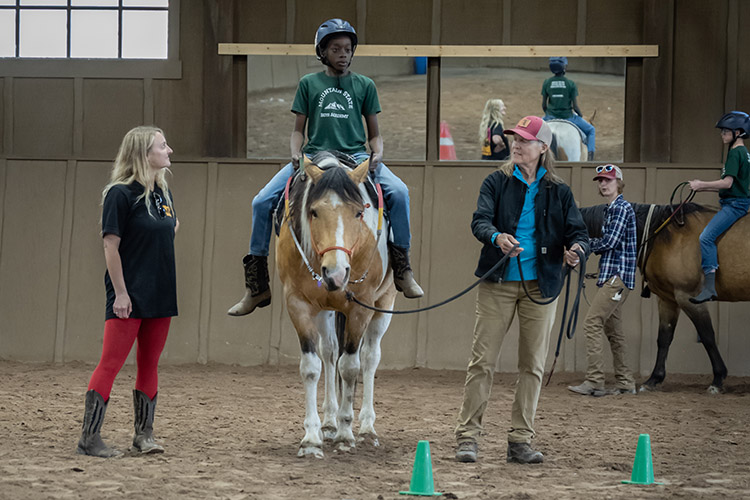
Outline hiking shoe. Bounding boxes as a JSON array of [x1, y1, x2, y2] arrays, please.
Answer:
[[455, 441, 478, 463], [567, 381, 607, 397], [507, 442, 544, 464], [608, 387, 637, 395]]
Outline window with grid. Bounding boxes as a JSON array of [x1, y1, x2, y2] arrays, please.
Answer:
[[0, 0, 169, 59]]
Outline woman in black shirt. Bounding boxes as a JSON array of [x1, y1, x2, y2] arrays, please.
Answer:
[[76, 126, 178, 457]]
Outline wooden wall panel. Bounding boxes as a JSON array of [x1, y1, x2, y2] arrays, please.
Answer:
[[63, 162, 110, 362], [236, 0, 287, 43], [162, 163, 208, 363], [586, 0, 644, 44], [425, 166, 488, 369], [734, 2, 750, 114], [440, 0, 504, 45], [671, 0, 727, 163], [208, 162, 281, 365], [0, 79, 4, 154], [366, 0, 432, 45], [0, 161, 67, 361], [294, 0, 357, 44], [82, 80, 144, 158], [510, 0, 577, 45], [153, 0, 204, 157], [13, 79, 74, 157]]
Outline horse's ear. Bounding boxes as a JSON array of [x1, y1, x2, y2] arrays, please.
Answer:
[[348, 159, 370, 185], [305, 161, 324, 184]]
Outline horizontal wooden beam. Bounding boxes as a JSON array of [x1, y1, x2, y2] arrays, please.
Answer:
[[219, 43, 658, 58]]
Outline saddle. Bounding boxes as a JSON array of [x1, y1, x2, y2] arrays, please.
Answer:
[[547, 118, 586, 141]]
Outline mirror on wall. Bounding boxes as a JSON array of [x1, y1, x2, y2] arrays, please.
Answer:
[[245, 55, 624, 163]]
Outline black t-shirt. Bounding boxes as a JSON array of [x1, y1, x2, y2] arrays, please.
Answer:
[[481, 122, 510, 161], [102, 182, 178, 320]]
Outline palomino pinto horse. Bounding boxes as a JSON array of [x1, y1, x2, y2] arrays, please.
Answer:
[[275, 152, 396, 458], [548, 120, 586, 161], [547, 111, 595, 161], [581, 202, 750, 393]]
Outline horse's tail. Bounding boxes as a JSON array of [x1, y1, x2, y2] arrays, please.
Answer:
[[335, 312, 346, 401]]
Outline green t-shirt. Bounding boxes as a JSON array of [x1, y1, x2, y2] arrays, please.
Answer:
[[541, 75, 578, 119], [291, 71, 381, 156], [720, 144, 750, 199]]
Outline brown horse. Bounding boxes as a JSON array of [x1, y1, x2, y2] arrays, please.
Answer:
[[275, 152, 396, 458], [581, 202, 750, 393]]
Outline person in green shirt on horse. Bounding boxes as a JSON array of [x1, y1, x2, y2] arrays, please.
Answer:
[[689, 111, 750, 304], [541, 56, 596, 161], [228, 18, 423, 317]]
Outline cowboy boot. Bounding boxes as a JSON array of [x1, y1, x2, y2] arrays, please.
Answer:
[[76, 390, 122, 458], [227, 254, 272, 316], [690, 272, 717, 304], [388, 244, 424, 298], [132, 390, 164, 454], [587, 151, 595, 161]]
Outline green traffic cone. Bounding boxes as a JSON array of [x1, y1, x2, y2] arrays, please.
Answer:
[[399, 440, 442, 496], [622, 434, 663, 485]]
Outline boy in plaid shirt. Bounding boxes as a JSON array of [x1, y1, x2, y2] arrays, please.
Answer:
[[569, 164, 637, 397]]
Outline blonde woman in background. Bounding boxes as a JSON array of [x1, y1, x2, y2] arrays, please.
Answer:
[[479, 98, 510, 161], [76, 126, 179, 458]]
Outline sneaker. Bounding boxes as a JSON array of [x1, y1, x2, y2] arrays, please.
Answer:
[[507, 442, 544, 464], [608, 387, 637, 395], [567, 381, 607, 397], [455, 441, 478, 463]]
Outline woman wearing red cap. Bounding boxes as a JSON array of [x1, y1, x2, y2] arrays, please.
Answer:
[[455, 115, 589, 465]]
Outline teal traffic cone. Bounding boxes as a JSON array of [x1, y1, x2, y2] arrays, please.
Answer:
[[399, 440, 442, 496], [622, 434, 664, 485]]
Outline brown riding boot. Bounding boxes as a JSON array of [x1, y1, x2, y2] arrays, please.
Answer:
[[227, 254, 272, 316], [388, 244, 424, 298], [76, 390, 122, 458]]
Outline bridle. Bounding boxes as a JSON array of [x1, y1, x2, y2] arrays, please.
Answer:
[[284, 169, 385, 286]]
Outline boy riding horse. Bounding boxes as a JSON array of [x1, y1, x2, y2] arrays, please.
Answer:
[[229, 18, 423, 316]]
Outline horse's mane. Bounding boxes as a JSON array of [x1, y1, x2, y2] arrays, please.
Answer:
[[580, 201, 712, 247], [288, 151, 364, 231]]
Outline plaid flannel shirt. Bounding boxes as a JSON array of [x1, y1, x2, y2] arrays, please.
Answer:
[[590, 195, 637, 289]]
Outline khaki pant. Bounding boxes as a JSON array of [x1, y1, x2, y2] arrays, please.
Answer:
[[455, 280, 558, 444], [582, 275, 635, 390]]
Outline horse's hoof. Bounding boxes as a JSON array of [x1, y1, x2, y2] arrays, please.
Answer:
[[298, 446, 324, 459], [322, 426, 337, 441], [638, 383, 658, 393], [357, 433, 380, 447], [707, 385, 723, 395], [334, 440, 355, 452]]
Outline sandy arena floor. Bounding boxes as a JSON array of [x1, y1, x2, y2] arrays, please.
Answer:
[[1, 361, 749, 499]]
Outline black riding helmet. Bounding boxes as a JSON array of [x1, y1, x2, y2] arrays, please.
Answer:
[[314, 18, 358, 66], [549, 56, 568, 75], [716, 111, 750, 138]]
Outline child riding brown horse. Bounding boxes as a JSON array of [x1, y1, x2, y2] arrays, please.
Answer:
[[581, 201, 748, 393]]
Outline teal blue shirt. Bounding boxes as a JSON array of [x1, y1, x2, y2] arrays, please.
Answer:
[[504, 166, 547, 282]]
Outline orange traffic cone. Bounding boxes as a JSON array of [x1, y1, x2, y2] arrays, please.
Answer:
[[439, 121, 457, 160]]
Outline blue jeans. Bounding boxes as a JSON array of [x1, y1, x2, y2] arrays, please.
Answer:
[[699, 197, 750, 273], [544, 114, 596, 153], [249, 152, 411, 256]]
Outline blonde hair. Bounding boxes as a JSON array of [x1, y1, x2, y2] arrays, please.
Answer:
[[478, 99, 506, 146], [101, 126, 173, 218], [498, 142, 564, 184]]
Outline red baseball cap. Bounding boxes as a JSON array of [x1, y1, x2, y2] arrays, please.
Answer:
[[504, 116, 553, 145], [593, 164, 623, 181]]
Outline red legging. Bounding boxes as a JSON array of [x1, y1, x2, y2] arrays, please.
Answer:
[[88, 317, 171, 401]]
